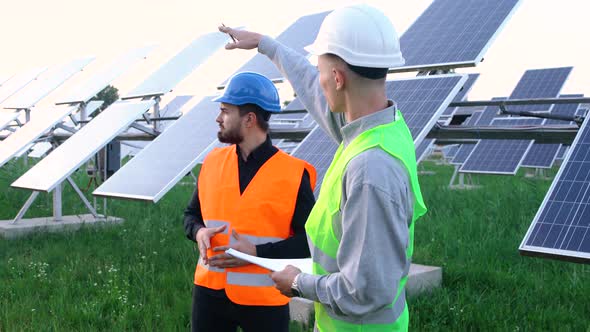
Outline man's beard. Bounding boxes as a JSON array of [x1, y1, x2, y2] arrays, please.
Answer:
[[218, 127, 244, 144]]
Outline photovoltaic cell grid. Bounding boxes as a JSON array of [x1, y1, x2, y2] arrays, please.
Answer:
[[220, 11, 329, 86], [450, 111, 483, 165], [93, 97, 222, 202], [291, 127, 339, 197], [442, 73, 480, 116], [415, 140, 433, 163], [293, 75, 466, 197], [519, 117, 590, 263], [459, 117, 544, 174], [508, 67, 572, 112], [521, 94, 582, 169], [397, 0, 520, 72]]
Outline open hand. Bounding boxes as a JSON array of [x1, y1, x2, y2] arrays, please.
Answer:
[[209, 230, 256, 268]]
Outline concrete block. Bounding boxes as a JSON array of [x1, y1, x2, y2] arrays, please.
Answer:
[[0, 214, 123, 239], [289, 263, 442, 326]]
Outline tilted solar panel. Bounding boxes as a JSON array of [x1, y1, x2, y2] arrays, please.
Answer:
[[521, 94, 582, 169], [459, 117, 544, 174], [397, 0, 520, 72], [11, 100, 155, 192], [93, 97, 220, 202], [519, 117, 590, 263]]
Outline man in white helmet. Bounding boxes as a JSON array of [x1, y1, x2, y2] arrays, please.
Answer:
[[220, 4, 427, 331]]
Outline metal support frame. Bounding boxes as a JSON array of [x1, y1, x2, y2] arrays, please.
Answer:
[[12, 191, 40, 224], [129, 123, 158, 136], [153, 96, 160, 132], [449, 165, 479, 190]]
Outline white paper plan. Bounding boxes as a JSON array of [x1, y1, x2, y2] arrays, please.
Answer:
[[226, 248, 313, 274]]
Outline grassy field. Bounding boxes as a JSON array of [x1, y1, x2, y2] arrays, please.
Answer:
[[1, 157, 589, 331]]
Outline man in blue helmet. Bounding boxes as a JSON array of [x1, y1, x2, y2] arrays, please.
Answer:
[[183, 71, 317, 332]]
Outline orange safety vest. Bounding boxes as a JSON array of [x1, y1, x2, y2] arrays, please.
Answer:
[[194, 145, 316, 306]]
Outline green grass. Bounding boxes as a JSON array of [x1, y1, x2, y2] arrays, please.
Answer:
[[1, 158, 589, 331]]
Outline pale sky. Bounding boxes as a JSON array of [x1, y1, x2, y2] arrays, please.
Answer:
[[0, 0, 588, 110]]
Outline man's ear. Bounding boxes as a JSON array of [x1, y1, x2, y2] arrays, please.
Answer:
[[333, 67, 346, 91]]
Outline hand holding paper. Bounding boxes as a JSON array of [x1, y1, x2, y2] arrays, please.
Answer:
[[225, 248, 313, 274]]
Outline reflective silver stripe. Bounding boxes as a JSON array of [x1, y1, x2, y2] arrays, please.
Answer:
[[231, 234, 284, 246], [197, 257, 225, 273], [323, 291, 406, 325], [226, 272, 275, 287], [204, 220, 229, 234], [307, 235, 339, 273]]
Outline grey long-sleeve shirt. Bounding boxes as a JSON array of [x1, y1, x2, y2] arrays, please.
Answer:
[[258, 36, 416, 320]]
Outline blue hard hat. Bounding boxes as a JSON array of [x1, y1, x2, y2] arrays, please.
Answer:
[[212, 72, 281, 113]]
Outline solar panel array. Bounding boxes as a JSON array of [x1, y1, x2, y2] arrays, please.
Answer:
[[292, 75, 466, 196], [459, 68, 571, 173], [93, 97, 222, 202], [12, 100, 155, 192], [57, 46, 155, 105], [3, 57, 95, 110], [220, 11, 329, 85], [398, 0, 520, 72], [459, 117, 544, 174], [0, 112, 19, 132], [0, 67, 47, 104], [0, 105, 78, 168], [519, 117, 590, 263], [520, 94, 582, 169]]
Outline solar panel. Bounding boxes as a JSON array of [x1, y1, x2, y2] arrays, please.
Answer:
[[93, 97, 221, 202], [11, 100, 154, 192], [519, 117, 590, 263], [508, 67, 572, 112], [442, 73, 480, 116], [292, 74, 467, 196], [57, 46, 155, 105], [415, 140, 433, 163], [555, 145, 568, 160], [0, 105, 78, 168], [0, 67, 47, 104], [3, 58, 95, 110], [219, 11, 330, 86], [28, 142, 52, 159], [120, 95, 194, 158], [291, 126, 339, 197], [0, 112, 19, 132], [443, 144, 460, 160], [396, 0, 520, 72], [459, 117, 544, 174], [123, 32, 229, 100], [450, 111, 483, 165], [521, 95, 582, 169]]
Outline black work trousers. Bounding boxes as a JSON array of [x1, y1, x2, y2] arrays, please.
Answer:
[[191, 285, 290, 332]]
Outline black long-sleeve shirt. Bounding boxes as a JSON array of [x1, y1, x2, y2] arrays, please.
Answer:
[[183, 136, 315, 258]]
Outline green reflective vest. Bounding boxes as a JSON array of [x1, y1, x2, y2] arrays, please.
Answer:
[[305, 110, 427, 332]]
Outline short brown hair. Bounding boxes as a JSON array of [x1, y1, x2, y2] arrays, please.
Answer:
[[238, 103, 270, 131]]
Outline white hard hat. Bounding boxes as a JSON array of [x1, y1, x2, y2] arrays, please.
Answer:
[[305, 4, 405, 68]]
